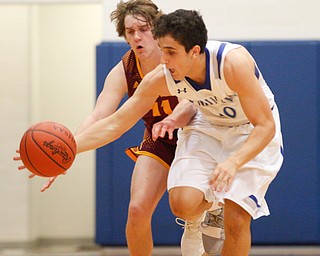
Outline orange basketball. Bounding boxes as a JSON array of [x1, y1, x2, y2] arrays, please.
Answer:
[[19, 121, 77, 177]]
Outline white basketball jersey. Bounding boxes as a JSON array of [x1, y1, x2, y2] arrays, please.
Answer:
[[164, 40, 275, 126]]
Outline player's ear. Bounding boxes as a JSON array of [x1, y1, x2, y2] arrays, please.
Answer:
[[191, 45, 201, 58]]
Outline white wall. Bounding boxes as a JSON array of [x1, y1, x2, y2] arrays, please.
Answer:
[[0, 0, 319, 244], [0, 3, 103, 242], [103, 0, 320, 41], [0, 5, 31, 242]]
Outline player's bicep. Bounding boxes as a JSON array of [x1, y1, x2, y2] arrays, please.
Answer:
[[224, 48, 272, 126], [93, 62, 127, 119]]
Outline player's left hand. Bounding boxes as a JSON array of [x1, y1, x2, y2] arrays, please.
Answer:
[[38, 176, 60, 192], [13, 149, 64, 192], [152, 118, 176, 140], [210, 161, 237, 192]]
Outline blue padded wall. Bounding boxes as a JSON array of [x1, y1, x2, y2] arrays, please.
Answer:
[[95, 41, 320, 245], [248, 41, 320, 244]]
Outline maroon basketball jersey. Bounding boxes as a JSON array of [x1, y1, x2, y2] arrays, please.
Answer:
[[122, 50, 179, 137], [122, 50, 179, 167]]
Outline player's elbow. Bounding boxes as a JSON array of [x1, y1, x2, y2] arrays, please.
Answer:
[[265, 118, 276, 141]]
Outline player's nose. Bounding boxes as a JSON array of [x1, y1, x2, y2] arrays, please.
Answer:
[[160, 55, 168, 64]]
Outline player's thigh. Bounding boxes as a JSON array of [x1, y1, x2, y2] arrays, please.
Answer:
[[130, 155, 168, 208]]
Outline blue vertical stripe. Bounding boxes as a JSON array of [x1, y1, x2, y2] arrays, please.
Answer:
[[254, 65, 260, 79], [249, 195, 261, 208], [217, 43, 227, 79]]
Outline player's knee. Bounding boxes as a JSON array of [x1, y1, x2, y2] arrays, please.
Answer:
[[169, 197, 190, 218], [169, 190, 197, 219], [127, 202, 151, 222], [170, 203, 186, 219]]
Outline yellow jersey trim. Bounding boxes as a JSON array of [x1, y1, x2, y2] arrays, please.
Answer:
[[125, 147, 170, 170], [135, 55, 144, 79]]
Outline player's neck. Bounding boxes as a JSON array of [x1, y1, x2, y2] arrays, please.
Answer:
[[186, 52, 206, 85], [139, 49, 162, 75]]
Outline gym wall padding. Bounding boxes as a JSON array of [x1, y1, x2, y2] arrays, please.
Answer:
[[95, 41, 320, 245]]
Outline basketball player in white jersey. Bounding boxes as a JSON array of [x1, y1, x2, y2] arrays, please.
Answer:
[[44, 9, 284, 255]]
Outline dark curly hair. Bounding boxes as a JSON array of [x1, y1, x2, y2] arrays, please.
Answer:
[[153, 9, 208, 53], [110, 0, 162, 38]]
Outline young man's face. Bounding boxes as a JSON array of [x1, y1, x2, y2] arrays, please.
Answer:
[[124, 14, 159, 59], [158, 35, 196, 81]]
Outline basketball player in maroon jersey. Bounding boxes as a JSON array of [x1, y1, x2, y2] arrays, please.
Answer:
[[14, 1, 183, 255]]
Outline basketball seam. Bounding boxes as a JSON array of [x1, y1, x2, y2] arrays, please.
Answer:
[[24, 132, 48, 177]]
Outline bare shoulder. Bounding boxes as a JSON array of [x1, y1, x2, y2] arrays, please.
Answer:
[[108, 61, 126, 79], [98, 60, 128, 100], [224, 46, 254, 72], [223, 46, 256, 92]]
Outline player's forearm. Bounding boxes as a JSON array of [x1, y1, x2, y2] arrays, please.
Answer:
[[168, 100, 196, 128], [227, 120, 275, 170], [74, 115, 98, 136], [74, 108, 135, 154], [75, 120, 123, 154], [74, 100, 145, 154]]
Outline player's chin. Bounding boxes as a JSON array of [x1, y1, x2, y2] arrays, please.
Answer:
[[134, 47, 147, 56], [169, 70, 181, 80]]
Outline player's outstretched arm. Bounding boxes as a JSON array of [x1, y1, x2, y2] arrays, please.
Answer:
[[76, 64, 170, 154], [13, 65, 169, 191], [13, 64, 161, 192], [152, 99, 197, 140], [38, 63, 127, 192]]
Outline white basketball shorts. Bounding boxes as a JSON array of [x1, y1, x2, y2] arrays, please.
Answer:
[[168, 106, 284, 219]]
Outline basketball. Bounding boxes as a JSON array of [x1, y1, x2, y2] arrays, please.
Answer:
[[19, 121, 77, 177]]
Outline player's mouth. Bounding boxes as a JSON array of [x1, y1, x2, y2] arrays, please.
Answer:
[[168, 68, 181, 80]]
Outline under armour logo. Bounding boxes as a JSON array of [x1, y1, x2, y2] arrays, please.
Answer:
[[177, 88, 187, 94]]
